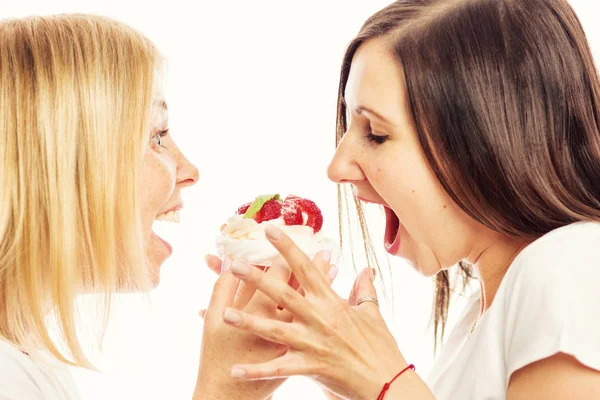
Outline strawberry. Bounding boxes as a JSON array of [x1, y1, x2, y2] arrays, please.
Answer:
[[297, 198, 323, 232], [282, 201, 303, 225], [284, 195, 323, 232], [254, 198, 283, 223], [236, 202, 251, 215]]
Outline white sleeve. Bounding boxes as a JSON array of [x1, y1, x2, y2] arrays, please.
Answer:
[[503, 224, 600, 380]]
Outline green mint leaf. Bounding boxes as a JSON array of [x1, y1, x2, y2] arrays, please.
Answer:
[[243, 193, 281, 219]]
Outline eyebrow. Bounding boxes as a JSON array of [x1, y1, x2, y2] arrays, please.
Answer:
[[341, 96, 392, 125]]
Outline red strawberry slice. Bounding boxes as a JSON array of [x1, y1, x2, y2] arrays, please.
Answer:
[[282, 201, 303, 226], [284, 195, 323, 232], [236, 202, 251, 215], [297, 198, 323, 232], [254, 198, 283, 223]]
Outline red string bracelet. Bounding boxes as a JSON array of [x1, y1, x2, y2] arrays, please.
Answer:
[[376, 364, 416, 400]]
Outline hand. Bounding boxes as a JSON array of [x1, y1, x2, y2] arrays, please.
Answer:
[[194, 253, 337, 400], [221, 226, 414, 400]]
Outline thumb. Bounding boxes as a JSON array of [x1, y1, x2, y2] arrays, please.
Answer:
[[204, 254, 223, 275], [205, 259, 239, 325], [349, 267, 379, 312]]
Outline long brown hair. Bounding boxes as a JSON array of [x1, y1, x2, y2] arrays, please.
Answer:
[[336, 0, 600, 349]]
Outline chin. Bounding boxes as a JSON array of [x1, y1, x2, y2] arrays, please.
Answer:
[[146, 257, 163, 288], [142, 232, 172, 290], [390, 245, 443, 278]]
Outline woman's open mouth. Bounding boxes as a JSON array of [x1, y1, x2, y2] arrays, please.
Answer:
[[151, 209, 181, 255], [384, 206, 401, 255]]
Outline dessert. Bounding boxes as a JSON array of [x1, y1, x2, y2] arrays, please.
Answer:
[[216, 194, 338, 266]]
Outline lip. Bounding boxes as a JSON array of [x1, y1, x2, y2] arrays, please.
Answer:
[[152, 231, 173, 255], [384, 206, 401, 255], [156, 202, 184, 217], [354, 194, 401, 255], [354, 195, 386, 207]]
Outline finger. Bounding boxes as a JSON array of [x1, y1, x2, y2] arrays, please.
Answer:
[[223, 308, 309, 349], [325, 264, 339, 286], [204, 254, 223, 275], [348, 267, 373, 305], [350, 268, 380, 315], [229, 259, 316, 322], [264, 225, 332, 297], [231, 352, 309, 380], [248, 257, 292, 315], [313, 250, 339, 287], [234, 279, 257, 309], [205, 259, 239, 325], [290, 252, 338, 299], [234, 264, 269, 309], [313, 249, 331, 278]]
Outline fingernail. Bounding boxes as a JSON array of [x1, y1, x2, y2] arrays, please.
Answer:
[[265, 225, 283, 241], [230, 260, 250, 276], [370, 268, 377, 281], [221, 258, 231, 273], [328, 265, 339, 281], [321, 250, 332, 263], [223, 308, 242, 325], [198, 309, 207, 318], [231, 367, 246, 378]]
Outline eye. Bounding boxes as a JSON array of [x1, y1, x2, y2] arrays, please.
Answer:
[[365, 132, 389, 144], [151, 129, 169, 150]]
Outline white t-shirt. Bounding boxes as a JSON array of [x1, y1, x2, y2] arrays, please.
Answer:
[[427, 221, 600, 399], [0, 339, 81, 400]]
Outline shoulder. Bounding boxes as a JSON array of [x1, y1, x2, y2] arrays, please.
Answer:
[[0, 340, 45, 399], [500, 222, 600, 378], [506, 221, 600, 289]]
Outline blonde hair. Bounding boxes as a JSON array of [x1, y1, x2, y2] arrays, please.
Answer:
[[0, 14, 159, 367]]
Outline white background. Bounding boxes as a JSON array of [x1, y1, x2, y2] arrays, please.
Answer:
[[2, 1, 599, 399]]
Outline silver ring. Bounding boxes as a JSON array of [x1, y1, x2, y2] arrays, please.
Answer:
[[356, 296, 379, 307]]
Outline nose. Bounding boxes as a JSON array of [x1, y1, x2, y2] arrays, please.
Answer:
[[175, 146, 199, 188], [327, 133, 365, 184]]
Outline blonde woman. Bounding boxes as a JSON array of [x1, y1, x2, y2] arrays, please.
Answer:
[[0, 14, 207, 399], [0, 14, 335, 400]]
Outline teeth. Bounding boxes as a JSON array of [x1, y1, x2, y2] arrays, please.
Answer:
[[155, 210, 180, 223]]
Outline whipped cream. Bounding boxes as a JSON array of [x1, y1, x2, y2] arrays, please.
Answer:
[[215, 215, 339, 267]]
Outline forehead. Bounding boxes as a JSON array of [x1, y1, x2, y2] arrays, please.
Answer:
[[344, 38, 407, 118]]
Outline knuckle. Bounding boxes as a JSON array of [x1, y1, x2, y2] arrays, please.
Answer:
[[238, 281, 254, 294], [331, 300, 349, 317], [253, 269, 266, 287], [270, 326, 286, 341], [273, 366, 285, 377], [279, 287, 296, 306], [211, 278, 228, 294], [323, 301, 350, 332], [308, 360, 327, 377], [240, 314, 253, 329]]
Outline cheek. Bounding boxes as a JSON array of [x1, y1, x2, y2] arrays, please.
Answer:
[[140, 152, 177, 230], [369, 148, 448, 227], [368, 148, 470, 268]]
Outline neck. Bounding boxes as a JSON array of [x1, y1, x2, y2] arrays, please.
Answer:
[[470, 234, 531, 313]]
